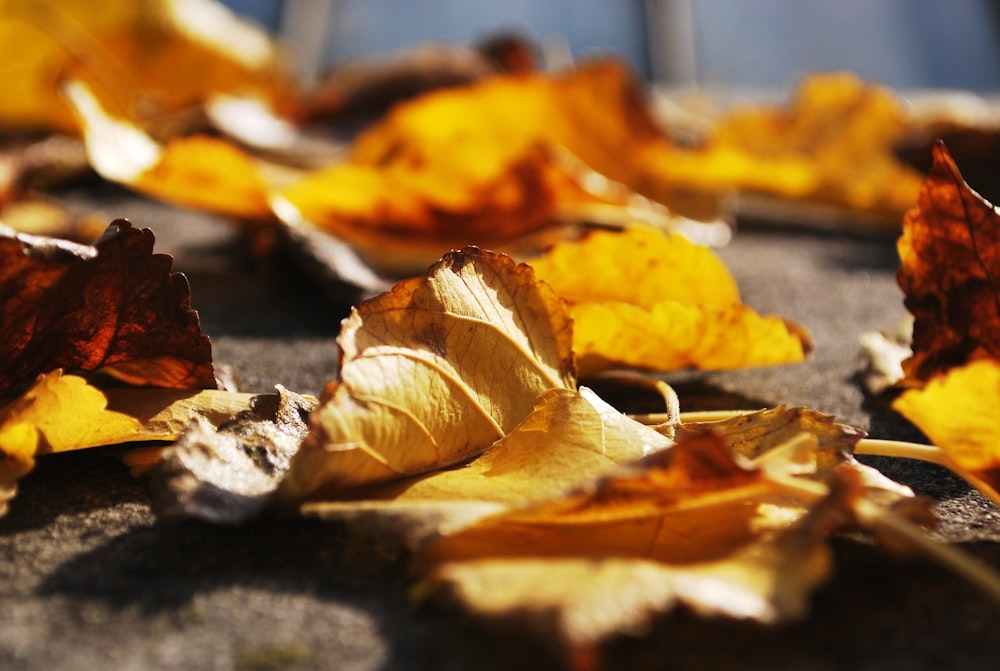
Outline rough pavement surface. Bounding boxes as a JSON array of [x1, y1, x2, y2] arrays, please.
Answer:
[[2, 186, 998, 670]]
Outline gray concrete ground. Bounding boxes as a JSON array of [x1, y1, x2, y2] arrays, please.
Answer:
[[1, 186, 998, 670]]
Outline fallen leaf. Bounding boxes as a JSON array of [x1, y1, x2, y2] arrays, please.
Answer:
[[0, 0, 289, 133], [273, 60, 686, 276], [63, 80, 278, 219], [280, 247, 576, 499], [301, 386, 673, 544], [0, 219, 216, 394], [411, 430, 908, 653], [528, 227, 811, 375], [896, 141, 1000, 384], [892, 360, 1000, 506], [151, 385, 317, 523], [650, 72, 925, 221]]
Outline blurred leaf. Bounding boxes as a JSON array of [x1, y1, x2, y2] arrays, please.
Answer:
[[63, 80, 278, 219], [0, 0, 289, 133]]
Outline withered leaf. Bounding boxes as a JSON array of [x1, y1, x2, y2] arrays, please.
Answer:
[[896, 141, 1000, 384], [151, 386, 317, 523], [528, 228, 811, 375], [651, 72, 925, 221], [280, 247, 576, 499], [0, 220, 215, 395], [411, 430, 880, 650], [302, 387, 672, 544], [274, 59, 684, 276]]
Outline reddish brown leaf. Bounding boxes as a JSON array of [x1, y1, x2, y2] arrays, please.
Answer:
[[0, 219, 215, 395], [897, 141, 1000, 383]]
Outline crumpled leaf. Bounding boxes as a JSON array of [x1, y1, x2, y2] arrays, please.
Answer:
[[412, 429, 923, 653], [280, 247, 576, 499], [151, 386, 317, 523], [0, 219, 216, 394], [528, 227, 811, 375], [896, 141, 1000, 385], [0, 0, 289, 133], [893, 360, 1000, 506], [301, 387, 673, 544]]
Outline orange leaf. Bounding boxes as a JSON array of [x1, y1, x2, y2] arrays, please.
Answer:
[[897, 141, 1000, 384], [0, 0, 289, 133], [63, 80, 276, 219]]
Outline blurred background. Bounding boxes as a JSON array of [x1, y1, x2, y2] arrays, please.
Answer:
[[222, 0, 1000, 91]]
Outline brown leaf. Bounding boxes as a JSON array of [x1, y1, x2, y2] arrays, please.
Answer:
[[410, 431, 869, 650], [896, 141, 1000, 384], [280, 247, 576, 498], [0, 220, 215, 395]]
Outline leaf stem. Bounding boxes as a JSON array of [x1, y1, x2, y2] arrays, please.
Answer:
[[854, 439, 955, 469]]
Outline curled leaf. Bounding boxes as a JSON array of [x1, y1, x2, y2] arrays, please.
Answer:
[[896, 141, 1000, 384], [0, 220, 215, 394], [302, 387, 672, 544], [151, 386, 317, 523], [281, 247, 575, 498]]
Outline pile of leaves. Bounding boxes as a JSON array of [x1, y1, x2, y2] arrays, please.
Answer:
[[2, 1, 1000, 667]]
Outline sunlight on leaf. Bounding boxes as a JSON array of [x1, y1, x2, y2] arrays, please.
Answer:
[[528, 228, 811, 375], [893, 360, 1000, 506], [281, 247, 576, 498], [897, 141, 1000, 385]]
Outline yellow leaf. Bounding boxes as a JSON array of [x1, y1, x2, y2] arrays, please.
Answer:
[[63, 80, 276, 219], [529, 226, 739, 308], [302, 387, 672, 542], [0, 0, 287, 133], [893, 360, 1000, 505], [280, 247, 576, 498], [0, 370, 142, 454], [528, 228, 810, 375]]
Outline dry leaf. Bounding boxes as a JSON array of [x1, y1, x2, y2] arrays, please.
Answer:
[[151, 386, 317, 523], [896, 141, 1000, 384], [0, 0, 288, 133], [280, 247, 576, 499], [0, 219, 215, 395], [301, 387, 672, 543], [892, 360, 1000, 506], [411, 430, 892, 652], [528, 227, 811, 375]]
